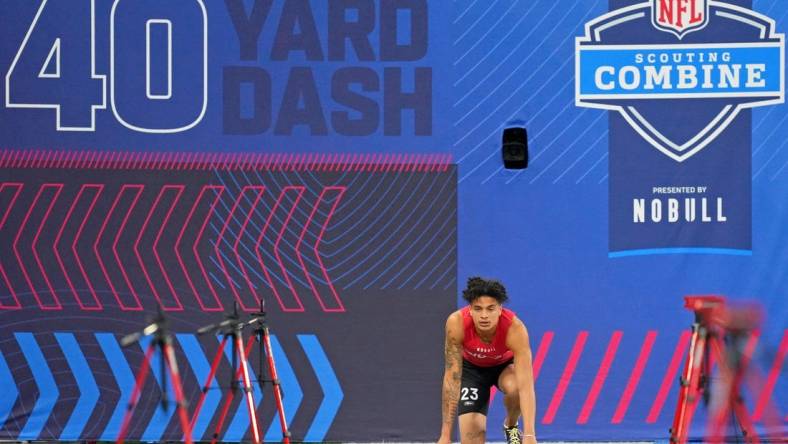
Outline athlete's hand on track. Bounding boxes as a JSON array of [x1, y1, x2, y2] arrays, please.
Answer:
[[436, 435, 451, 444]]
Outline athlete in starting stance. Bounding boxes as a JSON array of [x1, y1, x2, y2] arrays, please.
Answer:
[[438, 277, 536, 444]]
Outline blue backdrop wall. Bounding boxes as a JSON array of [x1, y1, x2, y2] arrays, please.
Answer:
[[0, 0, 785, 441]]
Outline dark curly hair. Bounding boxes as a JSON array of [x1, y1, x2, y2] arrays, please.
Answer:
[[462, 276, 508, 304]]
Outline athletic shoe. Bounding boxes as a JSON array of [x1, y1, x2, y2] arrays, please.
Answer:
[[503, 424, 521, 444]]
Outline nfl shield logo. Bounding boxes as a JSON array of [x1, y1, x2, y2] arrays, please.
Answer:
[[652, 0, 709, 39]]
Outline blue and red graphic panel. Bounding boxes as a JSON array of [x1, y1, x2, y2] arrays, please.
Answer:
[[0, 154, 456, 441]]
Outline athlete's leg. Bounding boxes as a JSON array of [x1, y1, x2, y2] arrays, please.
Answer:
[[498, 364, 521, 427], [458, 412, 487, 444], [458, 360, 493, 444]]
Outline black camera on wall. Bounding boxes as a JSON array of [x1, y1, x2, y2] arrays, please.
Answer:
[[502, 127, 528, 169]]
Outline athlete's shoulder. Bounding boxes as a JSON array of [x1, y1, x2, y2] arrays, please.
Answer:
[[445, 309, 465, 330], [445, 309, 465, 341], [507, 314, 528, 337], [505, 314, 530, 346], [447, 308, 465, 320]]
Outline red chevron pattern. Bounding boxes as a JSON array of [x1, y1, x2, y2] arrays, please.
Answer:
[[259, 186, 307, 312], [297, 186, 347, 312], [216, 185, 266, 312], [137, 185, 185, 311], [95, 184, 145, 311], [14, 183, 63, 310], [0, 182, 348, 313], [54, 184, 104, 311], [0, 183, 23, 309]]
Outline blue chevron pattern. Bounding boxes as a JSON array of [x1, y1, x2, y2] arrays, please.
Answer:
[[1, 331, 340, 441], [298, 334, 343, 442], [95, 333, 135, 442], [14, 332, 58, 440], [53, 333, 99, 440], [0, 349, 18, 429]]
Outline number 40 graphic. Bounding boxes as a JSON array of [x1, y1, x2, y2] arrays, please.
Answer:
[[5, 0, 207, 133]]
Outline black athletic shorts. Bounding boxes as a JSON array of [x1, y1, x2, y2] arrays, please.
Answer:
[[457, 358, 514, 416]]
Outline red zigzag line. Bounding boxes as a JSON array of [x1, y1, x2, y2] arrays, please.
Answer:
[[296, 186, 347, 312], [0, 183, 24, 309], [136, 185, 185, 311], [232, 186, 266, 312], [272, 187, 307, 312], [94, 185, 145, 311], [193, 185, 227, 309], [175, 185, 225, 312], [33, 184, 64, 309], [54, 184, 104, 310], [153, 186, 186, 311], [14, 183, 63, 310], [253, 187, 304, 312], [216, 186, 265, 312], [112, 185, 146, 310]]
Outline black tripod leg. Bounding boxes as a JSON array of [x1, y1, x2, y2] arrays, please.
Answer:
[[160, 338, 169, 412], [230, 333, 238, 392]]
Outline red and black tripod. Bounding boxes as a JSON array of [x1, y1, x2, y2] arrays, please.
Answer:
[[249, 299, 292, 444], [670, 295, 766, 444], [116, 310, 193, 444], [193, 300, 291, 444]]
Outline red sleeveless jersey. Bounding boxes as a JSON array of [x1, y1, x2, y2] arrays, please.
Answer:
[[461, 306, 515, 367]]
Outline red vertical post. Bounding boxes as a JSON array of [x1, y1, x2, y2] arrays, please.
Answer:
[[236, 334, 261, 444], [263, 326, 291, 444]]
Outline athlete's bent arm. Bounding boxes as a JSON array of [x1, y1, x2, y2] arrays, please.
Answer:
[[438, 313, 463, 444], [508, 320, 537, 442]]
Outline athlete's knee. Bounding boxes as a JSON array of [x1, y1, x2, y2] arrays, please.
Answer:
[[462, 429, 486, 444], [499, 375, 518, 395]]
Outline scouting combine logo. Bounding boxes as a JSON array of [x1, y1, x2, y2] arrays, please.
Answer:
[[576, 0, 784, 162]]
